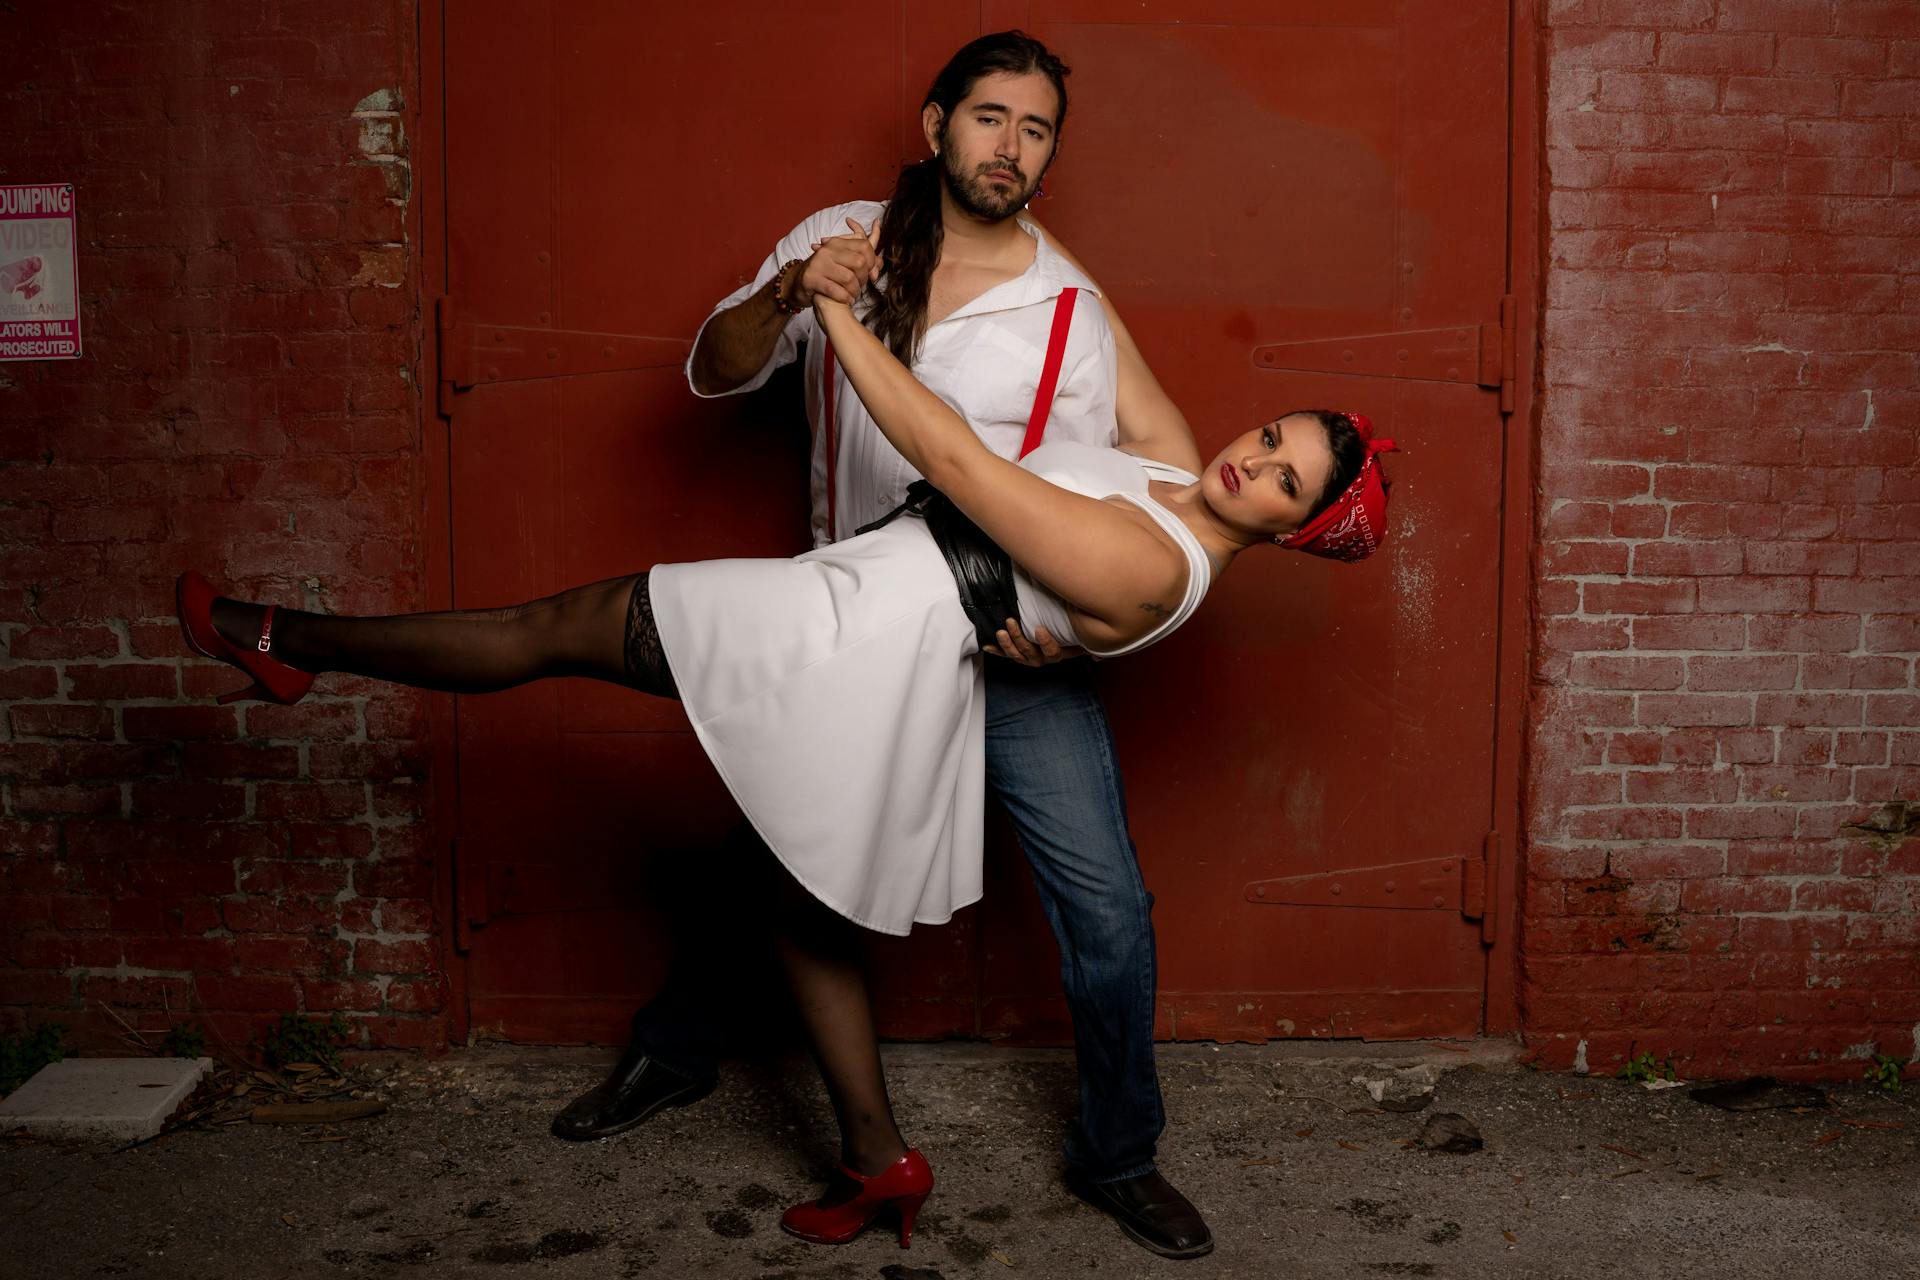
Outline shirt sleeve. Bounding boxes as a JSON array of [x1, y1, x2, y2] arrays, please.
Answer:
[[1039, 288, 1119, 446], [683, 201, 882, 399]]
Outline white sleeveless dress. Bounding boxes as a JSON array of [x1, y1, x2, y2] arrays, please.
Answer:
[[648, 441, 1210, 935]]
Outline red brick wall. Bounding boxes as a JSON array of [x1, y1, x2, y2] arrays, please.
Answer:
[[1527, 0, 1919, 1079], [0, 2, 446, 1053]]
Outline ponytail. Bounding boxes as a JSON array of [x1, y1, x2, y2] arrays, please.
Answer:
[[868, 159, 944, 365]]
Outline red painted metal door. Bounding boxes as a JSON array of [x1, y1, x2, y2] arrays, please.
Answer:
[[437, 2, 1514, 1044]]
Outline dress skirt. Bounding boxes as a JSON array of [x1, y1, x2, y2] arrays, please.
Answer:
[[648, 517, 985, 935]]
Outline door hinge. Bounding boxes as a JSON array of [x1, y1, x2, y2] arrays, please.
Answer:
[[1243, 833, 1498, 946], [451, 835, 489, 953], [1244, 856, 1467, 912], [1252, 294, 1518, 415], [434, 294, 689, 419]]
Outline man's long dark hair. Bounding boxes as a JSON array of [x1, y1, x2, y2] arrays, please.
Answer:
[[868, 31, 1070, 365]]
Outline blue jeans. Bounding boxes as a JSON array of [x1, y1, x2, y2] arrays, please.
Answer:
[[633, 660, 1164, 1182], [981, 659, 1164, 1181]]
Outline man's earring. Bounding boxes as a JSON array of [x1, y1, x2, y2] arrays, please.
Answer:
[[1034, 179, 1048, 200]]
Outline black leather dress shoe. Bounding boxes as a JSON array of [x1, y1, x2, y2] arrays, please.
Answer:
[[1065, 1168, 1215, 1259], [549, 1045, 716, 1141]]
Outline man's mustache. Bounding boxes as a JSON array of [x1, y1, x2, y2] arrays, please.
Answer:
[[973, 161, 1026, 184]]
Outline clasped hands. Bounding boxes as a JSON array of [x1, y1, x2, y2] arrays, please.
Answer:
[[778, 217, 882, 312]]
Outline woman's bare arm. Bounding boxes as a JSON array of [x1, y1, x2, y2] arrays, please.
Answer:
[[1026, 217, 1204, 475], [814, 296, 1185, 642]]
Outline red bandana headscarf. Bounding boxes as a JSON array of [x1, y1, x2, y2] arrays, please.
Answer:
[[1278, 412, 1398, 563]]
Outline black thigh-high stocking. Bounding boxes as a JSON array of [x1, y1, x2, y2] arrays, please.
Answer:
[[773, 888, 908, 1184], [209, 574, 678, 698]]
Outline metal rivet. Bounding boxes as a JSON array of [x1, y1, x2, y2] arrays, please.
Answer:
[[1341, 350, 1355, 364], [1446, 367, 1459, 379], [1397, 349, 1409, 362], [485, 366, 500, 380], [1254, 885, 1266, 899], [601, 346, 615, 358], [1384, 881, 1396, 894], [1330, 884, 1343, 896], [546, 348, 559, 360], [492, 331, 504, 343]]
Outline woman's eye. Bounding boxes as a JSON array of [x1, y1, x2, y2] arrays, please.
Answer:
[[1260, 428, 1274, 448], [1281, 475, 1296, 497]]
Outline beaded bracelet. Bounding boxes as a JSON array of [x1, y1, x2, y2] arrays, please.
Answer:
[[770, 259, 806, 316]]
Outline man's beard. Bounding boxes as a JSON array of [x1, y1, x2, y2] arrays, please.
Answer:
[[940, 151, 1039, 221]]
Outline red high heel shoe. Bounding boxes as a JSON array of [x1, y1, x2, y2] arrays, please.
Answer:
[[780, 1149, 934, 1248], [176, 571, 314, 706]]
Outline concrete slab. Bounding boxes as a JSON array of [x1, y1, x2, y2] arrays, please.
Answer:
[[1, 1045, 1914, 1278], [0, 1056, 213, 1142]]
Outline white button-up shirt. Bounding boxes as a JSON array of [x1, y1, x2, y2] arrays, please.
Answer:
[[687, 199, 1119, 547]]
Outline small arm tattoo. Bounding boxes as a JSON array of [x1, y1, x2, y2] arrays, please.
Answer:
[[1138, 601, 1173, 619]]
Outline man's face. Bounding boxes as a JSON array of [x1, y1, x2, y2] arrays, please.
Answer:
[[932, 70, 1060, 221]]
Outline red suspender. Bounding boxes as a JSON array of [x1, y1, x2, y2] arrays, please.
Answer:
[[1019, 286, 1078, 459], [819, 286, 1077, 540], [822, 341, 840, 541]]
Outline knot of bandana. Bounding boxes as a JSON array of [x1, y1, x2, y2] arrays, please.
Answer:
[[1278, 411, 1399, 563]]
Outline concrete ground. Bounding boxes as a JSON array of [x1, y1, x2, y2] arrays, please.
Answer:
[[2, 1041, 1915, 1279]]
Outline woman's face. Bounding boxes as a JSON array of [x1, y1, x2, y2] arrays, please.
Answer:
[[1201, 414, 1338, 540]]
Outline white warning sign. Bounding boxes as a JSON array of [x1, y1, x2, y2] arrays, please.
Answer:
[[0, 183, 80, 361]]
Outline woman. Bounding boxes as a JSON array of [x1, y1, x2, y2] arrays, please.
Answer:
[[178, 278, 1395, 1247]]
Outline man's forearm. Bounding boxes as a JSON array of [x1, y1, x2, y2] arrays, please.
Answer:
[[688, 279, 790, 395]]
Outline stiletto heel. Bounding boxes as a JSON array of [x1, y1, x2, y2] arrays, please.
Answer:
[[176, 571, 315, 706], [780, 1148, 934, 1248], [895, 1190, 929, 1248]]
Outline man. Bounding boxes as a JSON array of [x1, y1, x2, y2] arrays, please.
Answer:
[[552, 31, 1212, 1259]]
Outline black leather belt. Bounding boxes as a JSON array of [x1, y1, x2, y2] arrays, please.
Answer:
[[854, 479, 1018, 651]]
